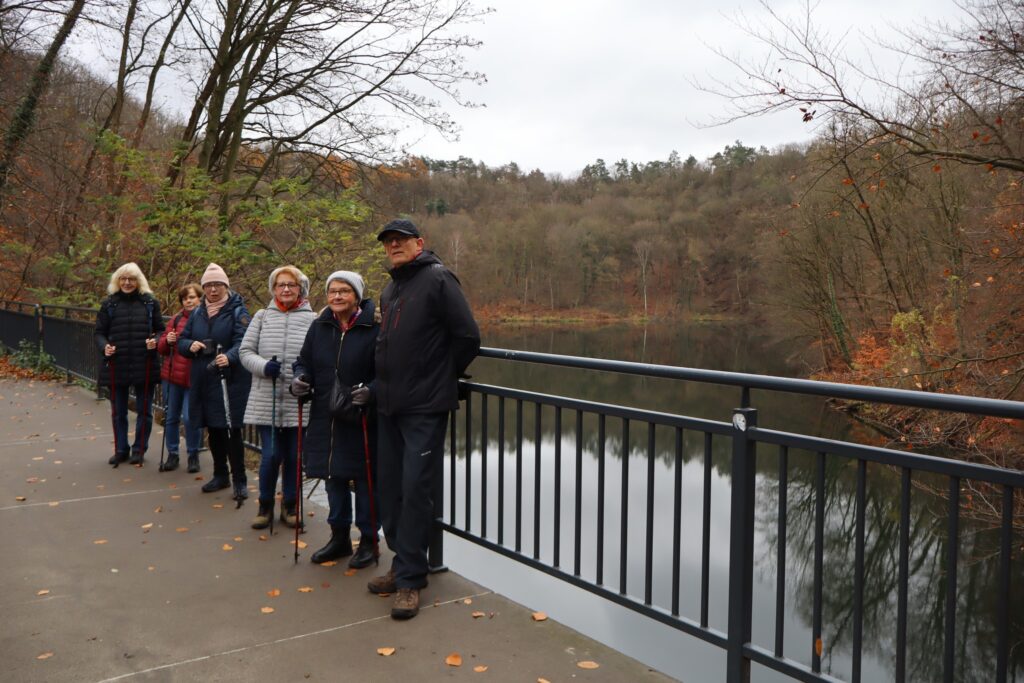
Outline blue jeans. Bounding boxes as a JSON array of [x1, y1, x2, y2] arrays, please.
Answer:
[[111, 382, 157, 456], [162, 381, 202, 456], [257, 426, 299, 504], [325, 476, 376, 538]]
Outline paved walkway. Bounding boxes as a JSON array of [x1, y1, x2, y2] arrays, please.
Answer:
[[0, 378, 672, 682]]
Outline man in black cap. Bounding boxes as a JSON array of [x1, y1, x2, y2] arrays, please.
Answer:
[[368, 218, 480, 619]]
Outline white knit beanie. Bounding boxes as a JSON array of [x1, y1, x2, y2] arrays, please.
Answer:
[[326, 270, 365, 301]]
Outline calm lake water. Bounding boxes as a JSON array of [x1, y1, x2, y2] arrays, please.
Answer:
[[439, 321, 1022, 683]]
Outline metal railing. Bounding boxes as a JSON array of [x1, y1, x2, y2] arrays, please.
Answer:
[[444, 348, 1024, 683], [2, 301, 1022, 682]]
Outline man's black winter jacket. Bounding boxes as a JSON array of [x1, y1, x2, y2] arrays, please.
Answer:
[[374, 250, 480, 415]]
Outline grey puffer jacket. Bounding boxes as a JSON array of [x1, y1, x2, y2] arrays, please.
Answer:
[[239, 298, 315, 427]]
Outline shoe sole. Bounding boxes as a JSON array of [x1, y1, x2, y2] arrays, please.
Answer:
[[390, 609, 418, 619]]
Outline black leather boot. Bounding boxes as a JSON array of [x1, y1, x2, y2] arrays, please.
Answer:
[[201, 475, 230, 493], [186, 452, 200, 473], [108, 452, 129, 466], [160, 454, 179, 472], [232, 481, 249, 501], [348, 536, 380, 569], [128, 450, 144, 466], [311, 528, 353, 564]]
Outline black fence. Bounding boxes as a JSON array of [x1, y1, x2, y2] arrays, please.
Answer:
[[2, 301, 1023, 682]]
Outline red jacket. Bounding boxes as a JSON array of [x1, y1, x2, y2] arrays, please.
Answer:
[[158, 309, 193, 387]]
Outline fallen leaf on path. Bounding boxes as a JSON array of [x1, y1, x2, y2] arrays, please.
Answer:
[[212, 504, 223, 509], [141, 523, 153, 529], [538, 678, 551, 683], [260, 607, 274, 614], [289, 540, 307, 549], [222, 544, 233, 551], [577, 661, 600, 670], [121, 478, 131, 483], [32, 456, 43, 461], [37, 589, 50, 596], [15, 496, 25, 502], [170, 495, 181, 500], [233, 536, 242, 542], [445, 653, 462, 667], [53, 460, 62, 464], [267, 589, 281, 597], [320, 561, 337, 567], [474, 665, 488, 672], [531, 612, 547, 622], [297, 586, 314, 593], [343, 568, 357, 576], [463, 598, 472, 605], [93, 539, 108, 545], [48, 501, 59, 507], [36, 652, 53, 660], [154, 506, 163, 513], [377, 647, 395, 656], [46, 448, 55, 453], [148, 566, 155, 571], [176, 527, 189, 533], [472, 611, 485, 618], [258, 535, 269, 541], [26, 477, 38, 483]]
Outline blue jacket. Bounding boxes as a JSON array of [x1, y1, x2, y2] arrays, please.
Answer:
[[178, 292, 251, 429], [293, 301, 378, 480]]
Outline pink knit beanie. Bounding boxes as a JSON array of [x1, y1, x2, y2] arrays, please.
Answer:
[[201, 263, 230, 287]]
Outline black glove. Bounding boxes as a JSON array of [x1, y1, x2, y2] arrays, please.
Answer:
[[289, 375, 311, 398], [350, 385, 370, 406], [264, 358, 281, 379]]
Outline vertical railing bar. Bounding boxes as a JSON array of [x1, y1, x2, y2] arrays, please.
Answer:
[[449, 411, 457, 524], [515, 398, 523, 553], [464, 391, 472, 532], [574, 409, 583, 577], [943, 476, 960, 683], [896, 467, 912, 683], [480, 394, 488, 539], [619, 418, 630, 595], [701, 431, 712, 628], [498, 396, 505, 546], [672, 427, 683, 617], [553, 406, 562, 569], [852, 459, 866, 683], [533, 402, 542, 560], [597, 413, 606, 586], [644, 421, 656, 606], [811, 451, 825, 673], [996, 484, 1012, 683], [774, 445, 788, 658]]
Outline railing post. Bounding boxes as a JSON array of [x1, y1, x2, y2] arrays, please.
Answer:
[[727, 407, 757, 683], [428, 409, 453, 573]]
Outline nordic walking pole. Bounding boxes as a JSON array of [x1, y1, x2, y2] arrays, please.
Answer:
[[294, 398, 305, 564], [269, 356, 277, 537], [159, 327, 174, 472], [361, 407, 379, 564], [107, 354, 120, 468], [135, 338, 154, 466]]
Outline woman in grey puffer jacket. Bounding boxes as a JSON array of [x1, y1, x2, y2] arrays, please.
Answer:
[[239, 265, 315, 530]]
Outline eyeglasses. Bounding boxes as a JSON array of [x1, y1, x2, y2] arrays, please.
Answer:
[[275, 282, 300, 290], [202, 282, 226, 290], [118, 276, 137, 283], [381, 234, 414, 246], [327, 286, 355, 297]]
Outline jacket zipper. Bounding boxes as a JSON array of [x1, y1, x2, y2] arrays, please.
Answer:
[[326, 324, 346, 476]]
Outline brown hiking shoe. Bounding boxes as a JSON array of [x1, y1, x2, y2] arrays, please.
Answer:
[[367, 569, 397, 594], [391, 588, 419, 619]]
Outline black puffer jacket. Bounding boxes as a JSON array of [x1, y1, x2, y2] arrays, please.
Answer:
[[375, 251, 480, 415], [178, 292, 252, 429], [94, 291, 162, 387], [294, 301, 378, 480]]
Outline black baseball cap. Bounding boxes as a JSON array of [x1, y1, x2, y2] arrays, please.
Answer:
[[376, 218, 420, 241]]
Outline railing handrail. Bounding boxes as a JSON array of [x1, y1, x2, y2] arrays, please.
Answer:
[[479, 347, 1024, 419]]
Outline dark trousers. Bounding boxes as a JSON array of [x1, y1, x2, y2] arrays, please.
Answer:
[[325, 476, 376, 539], [110, 381, 156, 457], [377, 412, 447, 590], [207, 427, 246, 484]]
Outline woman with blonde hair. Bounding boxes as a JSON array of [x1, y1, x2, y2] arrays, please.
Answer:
[[94, 262, 163, 467]]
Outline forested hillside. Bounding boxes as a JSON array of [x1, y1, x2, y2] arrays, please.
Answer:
[[0, 0, 1021, 464]]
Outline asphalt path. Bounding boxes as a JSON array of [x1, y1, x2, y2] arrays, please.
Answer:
[[0, 378, 672, 682]]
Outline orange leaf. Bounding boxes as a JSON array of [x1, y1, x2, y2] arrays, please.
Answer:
[[261, 606, 275, 614], [234, 536, 243, 542], [474, 665, 488, 672], [815, 638, 823, 656], [48, 501, 59, 507], [377, 647, 396, 656], [258, 534, 269, 541], [298, 586, 314, 593], [36, 652, 53, 660], [842, 177, 854, 185], [531, 612, 547, 621], [93, 539, 108, 545], [472, 611, 486, 618], [321, 561, 337, 567], [344, 568, 357, 576], [445, 653, 463, 667], [141, 523, 154, 529], [267, 589, 281, 597], [577, 661, 600, 669], [37, 589, 50, 596], [933, 164, 942, 172], [222, 544, 233, 551], [212, 503, 223, 509], [15, 496, 25, 501], [176, 527, 189, 533], [463, 598, 473, 605]]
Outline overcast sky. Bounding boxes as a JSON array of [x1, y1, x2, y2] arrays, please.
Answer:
[[406, 0, 958, 176]]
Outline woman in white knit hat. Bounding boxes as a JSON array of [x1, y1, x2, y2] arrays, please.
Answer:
[[291, 271, 381, 569], [239, 265, 315, 529]]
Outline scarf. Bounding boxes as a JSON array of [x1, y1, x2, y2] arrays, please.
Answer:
[[275, 296, 305, 312], [205, 295, 228, 319]]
